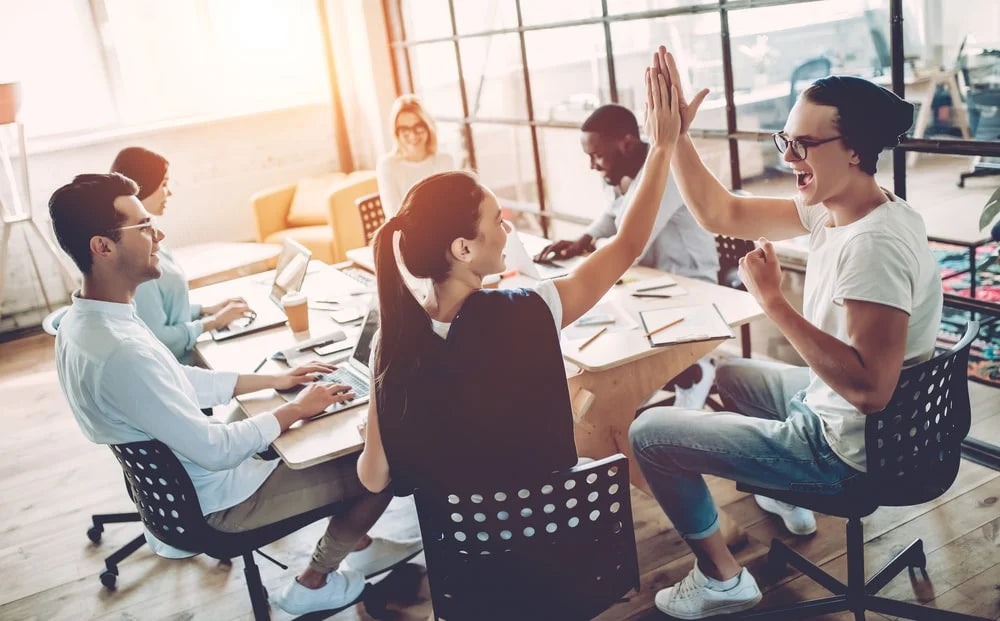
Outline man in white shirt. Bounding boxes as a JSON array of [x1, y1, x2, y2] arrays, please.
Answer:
[[629, 50, 942, 619], [49, 174, 419, 615]]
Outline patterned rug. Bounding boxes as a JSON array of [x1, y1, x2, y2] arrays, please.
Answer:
[[931, 241, 1000, 387]]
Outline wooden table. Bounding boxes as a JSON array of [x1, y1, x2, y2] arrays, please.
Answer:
[[192, 263, 374, 469], [196, 255, 763, 497], [174, 242, 282, 289]]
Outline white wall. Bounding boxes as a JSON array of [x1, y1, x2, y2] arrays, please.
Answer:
[[2, 103, 339, 319]]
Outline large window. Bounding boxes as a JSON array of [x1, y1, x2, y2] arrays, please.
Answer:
[[386, 0, 1000, 466], [0, 0, 329, 138]]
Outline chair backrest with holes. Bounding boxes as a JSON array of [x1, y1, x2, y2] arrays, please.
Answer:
[[864, 321, 977, 506], [413, 454, 638, 621], [715, 235, 756, 289], [355, 193, 385, 245], [109, 439, 210, 550]]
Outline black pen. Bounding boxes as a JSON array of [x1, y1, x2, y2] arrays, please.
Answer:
[[253, 358, 268, 372], [632, 293, 677, 299]]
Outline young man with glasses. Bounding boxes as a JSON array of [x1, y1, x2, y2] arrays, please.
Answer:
[[629, 49, 942, 618], [49, 174, 421, 615]]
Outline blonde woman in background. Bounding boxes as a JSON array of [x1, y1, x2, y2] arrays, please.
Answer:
[[376, 95, 454, 217]]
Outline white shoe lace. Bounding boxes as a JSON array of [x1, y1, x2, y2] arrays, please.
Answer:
[[669, 569, 703, 602]]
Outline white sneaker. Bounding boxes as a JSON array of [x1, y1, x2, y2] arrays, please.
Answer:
[[342, 537, 423, 578], [754, 494, 817, 536], [272, 569, 365, 615], [655, 565, 762, 619], [674, 359, 716, 410]]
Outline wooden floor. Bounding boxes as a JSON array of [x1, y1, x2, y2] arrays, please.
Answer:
[[1, 332, 998, 621]]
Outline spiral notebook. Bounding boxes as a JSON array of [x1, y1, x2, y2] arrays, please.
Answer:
[[638, 304, 734, 347]]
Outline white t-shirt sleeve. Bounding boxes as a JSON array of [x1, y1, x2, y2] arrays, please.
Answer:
[[376, 155, 403, 218], [793, 194, 829, 232], [531, 280, 563, 334], [832, 232, 917, 315]]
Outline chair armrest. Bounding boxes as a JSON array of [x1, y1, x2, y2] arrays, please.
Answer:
[[326, 172, 379, 262], [250, 183, 297, 242]]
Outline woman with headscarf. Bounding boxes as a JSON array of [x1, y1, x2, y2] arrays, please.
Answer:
[[112, 147, 250, 362], [629, 48, 942, 618]]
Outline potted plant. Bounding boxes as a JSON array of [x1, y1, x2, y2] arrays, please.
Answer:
[[980, 184, 1000, 240]]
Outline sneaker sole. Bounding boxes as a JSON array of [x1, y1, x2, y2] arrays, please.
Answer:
[[655, 591, 763, 619], [755, 496, 817, 536]]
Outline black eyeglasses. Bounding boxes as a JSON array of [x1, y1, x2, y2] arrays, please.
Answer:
[[106, 220, 161, 237], [396, 123, 428, 140], [772, 132, 842, 161]]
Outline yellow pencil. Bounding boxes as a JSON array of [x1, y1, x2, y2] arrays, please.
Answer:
[[644, 316, 684, 339], [578, 326, 608, 351]]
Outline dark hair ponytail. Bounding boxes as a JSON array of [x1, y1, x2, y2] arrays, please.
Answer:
[[373, 171, 485, 417]]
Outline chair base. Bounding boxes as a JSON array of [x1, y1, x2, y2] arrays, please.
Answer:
[[734, 520, 988, 620], [89, 512, 144, 590]]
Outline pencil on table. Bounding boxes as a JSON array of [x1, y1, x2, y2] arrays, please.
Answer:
[[644, 316, 684, 338], [578, 326, 608, 351]]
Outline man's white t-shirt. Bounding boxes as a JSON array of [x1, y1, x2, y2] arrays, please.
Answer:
[[795, 189, 942, 472]]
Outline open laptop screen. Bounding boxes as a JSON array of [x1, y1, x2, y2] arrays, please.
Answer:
[[351, 307, 380, 369], [270, 239, 312, 302]]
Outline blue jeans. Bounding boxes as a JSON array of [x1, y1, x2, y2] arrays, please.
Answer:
[[629, 358, 863, 540]]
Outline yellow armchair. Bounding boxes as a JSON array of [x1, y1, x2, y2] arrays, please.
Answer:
[[250, 171, 377, 263]]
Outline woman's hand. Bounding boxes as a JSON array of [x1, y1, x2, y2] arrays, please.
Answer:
[[643, 49, 682, 150], [658, 46, 710, 135], [737, 238, 786, 311], [202, 297, 247, 317]]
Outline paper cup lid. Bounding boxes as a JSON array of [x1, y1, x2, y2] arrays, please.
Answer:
[[281, 291, 307, 305]]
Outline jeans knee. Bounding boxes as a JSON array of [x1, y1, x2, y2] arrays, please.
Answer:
[[629, 412, 657, 458], [713, 359, 743, 398]]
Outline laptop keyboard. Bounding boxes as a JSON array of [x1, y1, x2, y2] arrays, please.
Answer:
[[314, 368, 370, 415], [340, 266, 375, 288]]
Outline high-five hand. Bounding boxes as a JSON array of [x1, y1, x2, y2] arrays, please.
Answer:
[[643, 48, 682, 150], [659, 46, 710, 135]]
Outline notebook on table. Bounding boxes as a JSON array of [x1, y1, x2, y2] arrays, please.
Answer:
[[638, 304, 734, 347]]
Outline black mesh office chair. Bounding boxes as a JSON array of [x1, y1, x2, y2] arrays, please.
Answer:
[[716, 234, 758, 359], [355, 192, 385, 245], [107, 439, 361, 621], [735, 322, 985, 620], [413, 454, 639, 620]]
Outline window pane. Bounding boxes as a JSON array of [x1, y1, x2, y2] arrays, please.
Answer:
[[409, 42, 465, 118], [104, 0, 327, 125], [471, 124, 537, 203], [453, 0, 518, 34], [902, 0, 1000, 143], [610, 14, 726, 130], [459, 34, 528, 120], [435, 121, 470, 169], [606, 0, 717, 14], [537, 127, 610, 227], [524, 25, 610, 122], [520, 2, 602, 26], [400, 0, 453, 40], [0, 0, 116, 136], [727, 0, 887, 132]]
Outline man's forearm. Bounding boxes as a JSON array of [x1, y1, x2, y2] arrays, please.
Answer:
[[764, 299, 881, 413], [234, 373, 279, 396], [672, 135, 731, 231]]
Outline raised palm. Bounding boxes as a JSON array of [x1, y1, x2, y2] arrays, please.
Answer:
[[660, 46, 710, 135]]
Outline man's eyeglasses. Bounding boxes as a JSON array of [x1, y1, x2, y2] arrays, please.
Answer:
[[107, 221, 161, 237], [396, 123, 428, 140], [772, 132, 842, 162]]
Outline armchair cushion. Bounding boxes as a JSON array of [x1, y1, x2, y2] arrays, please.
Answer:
[[264, 225, 336, 264], [285, 173, 345, 228]]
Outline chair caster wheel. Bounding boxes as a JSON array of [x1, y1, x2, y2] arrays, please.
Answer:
[[87, 526, 103, 543], [100, 570, 118, 589]]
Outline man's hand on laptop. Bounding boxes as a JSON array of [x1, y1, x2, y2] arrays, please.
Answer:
[[270, 361, 338, 391], [536, 234, 594, 262], [273, 381, 356, 430]]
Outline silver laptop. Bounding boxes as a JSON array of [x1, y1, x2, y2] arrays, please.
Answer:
[[280, 304, 379, 418], [211, 239, 312, 341]]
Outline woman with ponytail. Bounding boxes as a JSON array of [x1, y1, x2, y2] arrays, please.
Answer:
[[356, 50, 683, 496]]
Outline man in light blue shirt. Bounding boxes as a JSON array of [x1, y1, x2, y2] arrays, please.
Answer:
[[49, 174, 418, 615]]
